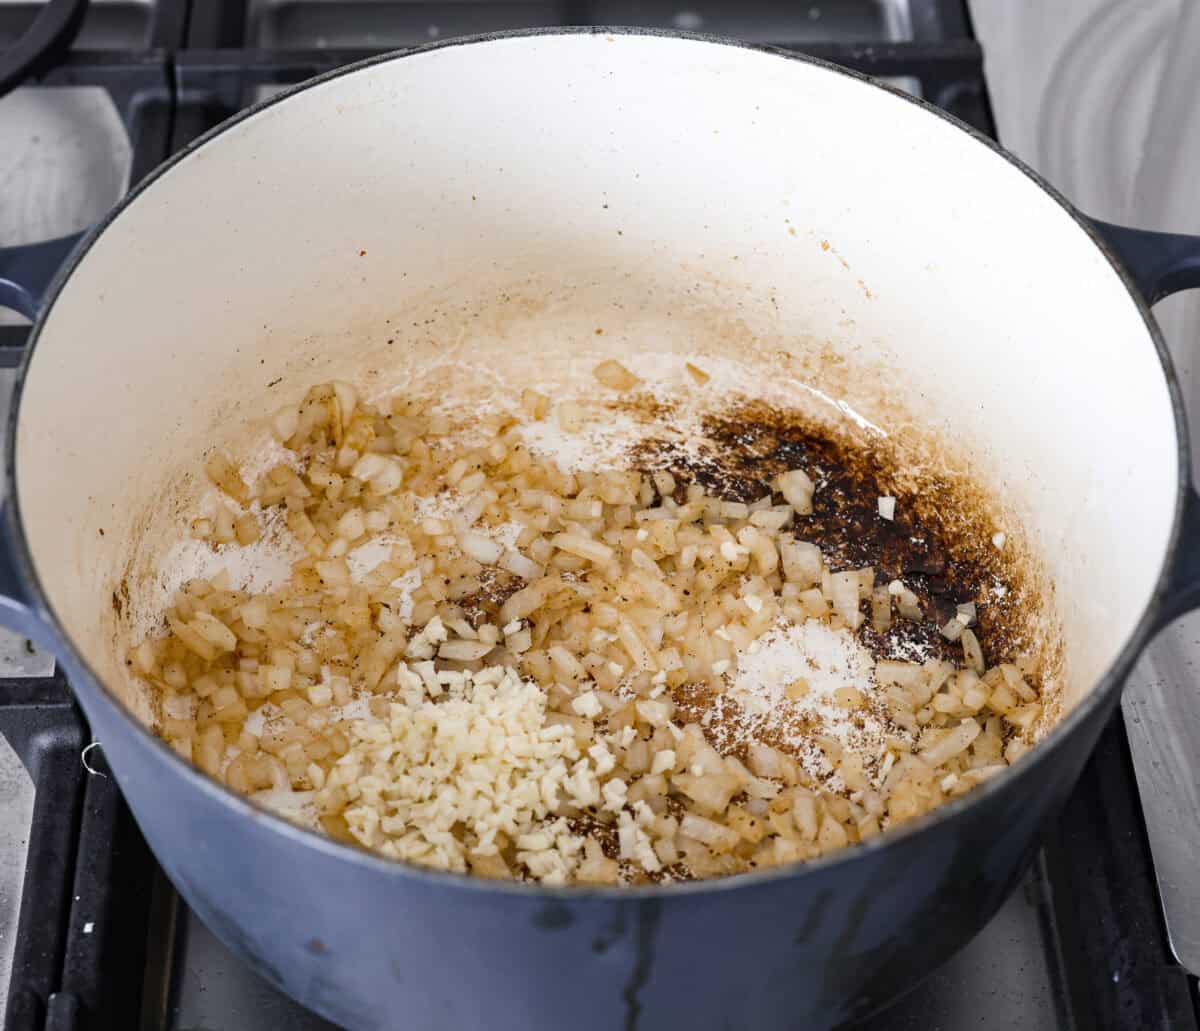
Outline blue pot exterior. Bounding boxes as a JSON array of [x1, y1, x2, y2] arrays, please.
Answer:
[[66, 645, 1117, 1031]]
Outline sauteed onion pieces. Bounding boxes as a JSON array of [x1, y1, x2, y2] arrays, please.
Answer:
[[135, 366, 1043, 884]]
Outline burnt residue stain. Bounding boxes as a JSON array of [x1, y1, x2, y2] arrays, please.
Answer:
[[111, 577, 130, 618], [591, 906, 628, 955], [622, 900, 662, 1031], [570, 811, 690, 885], [669, 677, 832, 763], [571, 810, 619, 861], [629, 399, 1030, 670], [793, 892, 834, 947], [305, 937, 328, 955], [531, 901, 575, 932], [817, 887, 880, 1011]]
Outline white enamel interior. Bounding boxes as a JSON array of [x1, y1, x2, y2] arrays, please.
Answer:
[[13, 32, 1178, 725]]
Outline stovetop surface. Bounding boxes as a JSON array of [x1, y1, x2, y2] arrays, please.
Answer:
[[0, 2, 1197, 1029]]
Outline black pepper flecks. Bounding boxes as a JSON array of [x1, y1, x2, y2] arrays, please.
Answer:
[[459, 568, 525, 628]]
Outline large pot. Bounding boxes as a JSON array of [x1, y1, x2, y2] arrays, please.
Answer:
[[1, 29, 1199, 1031]]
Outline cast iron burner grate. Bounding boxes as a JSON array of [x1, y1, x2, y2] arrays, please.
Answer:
[[0, 2, 1196, 1028]]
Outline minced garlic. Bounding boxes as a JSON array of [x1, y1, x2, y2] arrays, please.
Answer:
[[139, 375, 1044, 886]]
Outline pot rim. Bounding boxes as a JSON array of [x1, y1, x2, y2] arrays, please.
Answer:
[[6, 26, 1188, 900]]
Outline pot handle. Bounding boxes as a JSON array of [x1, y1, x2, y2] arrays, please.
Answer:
[[0, 232, 82, 647], [1089, 216, 1200, 631], [0, 503, 54, 650], [0, 232, 85, 321], [1088, 218, 1200, 304]]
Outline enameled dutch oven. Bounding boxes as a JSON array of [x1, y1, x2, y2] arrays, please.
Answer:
[[2, 29, 1200, 1031]]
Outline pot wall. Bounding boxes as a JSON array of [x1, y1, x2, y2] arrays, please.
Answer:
[[14, 32, 1178, 717]]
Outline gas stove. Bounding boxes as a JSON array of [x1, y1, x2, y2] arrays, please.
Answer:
[[0, 2, 1196, 1028]]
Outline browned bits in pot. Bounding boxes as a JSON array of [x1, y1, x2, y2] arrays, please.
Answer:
[[132, 369, 1049, 886]]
